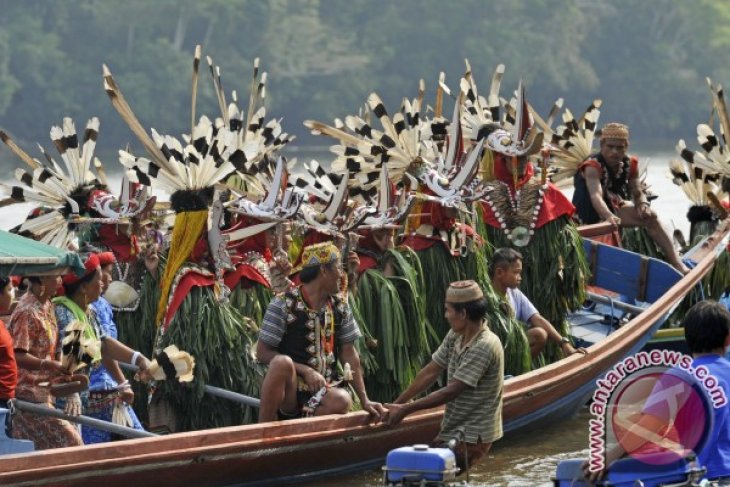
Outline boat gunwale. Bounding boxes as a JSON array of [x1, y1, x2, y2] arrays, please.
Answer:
[[0, 219, 727, 484]]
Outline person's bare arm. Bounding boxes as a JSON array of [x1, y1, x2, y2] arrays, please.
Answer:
[[628, 176, 652, 219], [385, 378, 468, 426], [393, 360, 444, 404], [584, 166, 617, 222], [528, 314, 587, 355], [340, 341, 384, 418]]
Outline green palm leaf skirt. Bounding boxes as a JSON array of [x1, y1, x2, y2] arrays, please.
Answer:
[[350, 247, 435, 402], [479, 216, 589, 365]]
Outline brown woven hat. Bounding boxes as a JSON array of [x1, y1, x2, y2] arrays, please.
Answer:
[[446, 280, 484, 303], [599, 122, 629, 141]]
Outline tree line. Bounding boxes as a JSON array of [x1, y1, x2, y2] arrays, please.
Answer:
[[1, 0, 728, 165]]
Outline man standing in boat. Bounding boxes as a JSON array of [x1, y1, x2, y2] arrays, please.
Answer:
[[383, 280, 503, 472], [490, 247, 585, 359], [572, 122, 689, 273], [256, 242, 385, 422]]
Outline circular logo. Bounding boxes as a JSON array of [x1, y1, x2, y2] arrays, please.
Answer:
[[607, 366, 713, 466]]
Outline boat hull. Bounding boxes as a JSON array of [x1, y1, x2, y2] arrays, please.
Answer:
[[1, 220, 727, 487]]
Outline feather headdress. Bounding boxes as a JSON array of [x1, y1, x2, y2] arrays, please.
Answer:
[[540, 99, 602, 185], [675, 78, 730, 194], [673, 78, 730, 215], [304, 81, 485, 211], [0, 118, 151, 247], [291, 163, 368, 237]]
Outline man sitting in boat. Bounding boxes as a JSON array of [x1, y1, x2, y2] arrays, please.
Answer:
[[489, 248, 586, 359], [384, 280, 503, 472], [572, 122, 689, 273], [256, 242, 385, 422]]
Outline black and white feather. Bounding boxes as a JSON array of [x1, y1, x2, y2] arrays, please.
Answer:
[[0, 118, 141, 247]]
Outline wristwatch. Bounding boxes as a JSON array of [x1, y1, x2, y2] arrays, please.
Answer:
[[560, 336, 571, 345]]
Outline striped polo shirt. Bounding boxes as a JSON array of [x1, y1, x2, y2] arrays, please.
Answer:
[[433, 325, 504, 444]]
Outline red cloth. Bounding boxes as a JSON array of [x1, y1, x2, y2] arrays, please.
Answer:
[[0, 320, 16, 400], [493, 153, 535, 189], [225, 216, 273, 262], [480, 182, 575, 229], [164, 263, 271, 329], [481, 158, 575, 229], [223, 263, 270, 290], [98, 224, 139, 263], [577, 156, 639, 180], [400, 234, 437, 252], [163, 270, 216, 330], [357, 254, 379, 274], [62, 253, 100, 285], [97, 252, 116, 266]]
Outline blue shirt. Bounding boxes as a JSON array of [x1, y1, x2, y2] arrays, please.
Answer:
[[87, 298, 119, 391], [506, 288, 539, 324], [694, 354, 730, 480]]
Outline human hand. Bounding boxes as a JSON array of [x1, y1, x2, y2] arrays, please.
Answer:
[[273, 249, 292, 275], [383, 403, 410, 426], [133, 355, 154, 382], [604, 215, 621, 227], [562, 342, 588, 356], [636, 202, 652, 220], [361, 400, 385, 421], [64, 392, 82, 416], [118, 387, 134, 405], [43, 359, 70, 376], [302, 368, 326, 392]]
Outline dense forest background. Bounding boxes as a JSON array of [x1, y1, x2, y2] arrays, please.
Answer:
[[1, 0, 729, 167]]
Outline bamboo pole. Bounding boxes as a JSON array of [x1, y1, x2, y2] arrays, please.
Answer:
[[118, 363, 261, 408], [10, 400, 157, 439]]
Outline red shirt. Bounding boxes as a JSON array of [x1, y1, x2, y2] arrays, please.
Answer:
[[0, 319, 17, 400]]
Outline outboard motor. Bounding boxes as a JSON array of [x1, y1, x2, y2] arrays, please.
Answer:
[[382, 444, 460, 486], [553, 453, 707, 487]]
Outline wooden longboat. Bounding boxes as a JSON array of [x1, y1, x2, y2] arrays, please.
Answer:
[[0, 220, 728, 487]]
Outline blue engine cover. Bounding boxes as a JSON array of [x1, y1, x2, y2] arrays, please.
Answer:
[[385, 445, 458, 483], [554, 455, 704, 487]]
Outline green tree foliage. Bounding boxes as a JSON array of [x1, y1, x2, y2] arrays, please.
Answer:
[[0, 0, 729, 162]]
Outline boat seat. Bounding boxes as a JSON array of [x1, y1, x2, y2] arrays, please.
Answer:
[[583, 239, 682, 304]]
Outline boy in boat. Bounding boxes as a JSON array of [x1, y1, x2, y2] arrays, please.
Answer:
[[489, 248, 586, 359], [256, 242, 385, 422], [572, 122, 689, 274], [383, 280, 503, 472]]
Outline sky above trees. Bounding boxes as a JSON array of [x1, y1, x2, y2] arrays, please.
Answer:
[[1, 0, 729, 165]]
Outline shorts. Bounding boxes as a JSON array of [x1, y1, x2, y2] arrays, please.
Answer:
[[277, 390, 313, 420]]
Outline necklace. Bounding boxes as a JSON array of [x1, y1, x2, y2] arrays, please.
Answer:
[[482, 180, 546, 246]]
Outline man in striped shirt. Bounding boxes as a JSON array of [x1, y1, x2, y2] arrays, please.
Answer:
[[384, 280, 504, 472], [257, 242, 384, 422]]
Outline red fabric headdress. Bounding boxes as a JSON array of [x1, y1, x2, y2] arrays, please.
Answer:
[[97, 252, 116, 266], [62, 253, 100, 286]]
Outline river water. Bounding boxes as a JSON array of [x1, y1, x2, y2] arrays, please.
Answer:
[[0, 151, 695, 485], [298, 151, 693, 486]]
